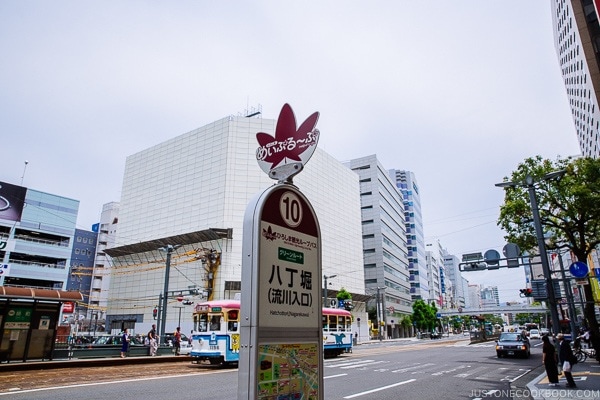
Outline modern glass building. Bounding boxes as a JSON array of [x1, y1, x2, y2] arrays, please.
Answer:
[[0, 181, 79, 290], [103, 113, 365, 336], [389, 169, 429, 302]]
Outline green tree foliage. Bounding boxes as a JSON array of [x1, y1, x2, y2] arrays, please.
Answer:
[[412, 299, 438, 331], [497, 155, 600, 361], [482, 314, 503, 326], [336, 287, 352, 301], [497, 156, 600, 254]]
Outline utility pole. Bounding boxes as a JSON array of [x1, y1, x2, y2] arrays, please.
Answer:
[[525, 177, 561, 336], [376, 286, 384, 341], [495, 171, 564, 336], [159, 244, 180, 343], [323, 274, 336, 307], [556, 252, 577, 336]]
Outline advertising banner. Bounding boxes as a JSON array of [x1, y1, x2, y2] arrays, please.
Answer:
[[0, 181, 27, 222]]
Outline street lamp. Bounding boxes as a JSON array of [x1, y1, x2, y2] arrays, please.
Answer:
[[495, 170, 565, 335], [323, 274, 337, 306], [158, 244, 181, 344]]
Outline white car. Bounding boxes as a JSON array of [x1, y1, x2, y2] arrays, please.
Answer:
[[178, 341, 193, 355], [529, 329, 541, 339]]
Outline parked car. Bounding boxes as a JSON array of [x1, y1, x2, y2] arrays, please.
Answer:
[[163, 332, 190, 346], [529, 329, 541, 339], [87, 334, 145, 348], [178, 340, 193, 355], [161, 333, 192, 354], [495, 332, 530, 358], [540, 328, 549, 336]]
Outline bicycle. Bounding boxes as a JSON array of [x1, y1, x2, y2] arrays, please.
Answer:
[[572, 337, 596, 363], [574, 346, 587, 363]]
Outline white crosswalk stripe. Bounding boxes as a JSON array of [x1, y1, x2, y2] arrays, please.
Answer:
[[325, 359, 528, 382]]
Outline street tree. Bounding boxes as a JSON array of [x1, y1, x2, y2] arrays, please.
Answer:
[[497, 155, 600, 361], [412, 299, 437, 333]]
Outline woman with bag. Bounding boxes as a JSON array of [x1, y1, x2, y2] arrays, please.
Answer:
[[542, 335, 560, 387], [557, 333, 577, 388]]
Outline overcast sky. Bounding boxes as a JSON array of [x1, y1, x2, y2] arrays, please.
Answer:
[[0, 1, 582, 303]]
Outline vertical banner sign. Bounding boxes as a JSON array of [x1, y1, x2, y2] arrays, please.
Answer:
[[239, 104, 323, 400]]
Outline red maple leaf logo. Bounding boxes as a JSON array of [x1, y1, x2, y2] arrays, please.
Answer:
[[256, 103, 320, 169], [262, 225, 277, 241]]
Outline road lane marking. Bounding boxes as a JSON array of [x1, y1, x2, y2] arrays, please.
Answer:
[[391, 362, 435, 373], [325, 373, 348, 379], [325, 359, 375, 368], [343, 379, 416, 398], [340, 360, 387, 369]]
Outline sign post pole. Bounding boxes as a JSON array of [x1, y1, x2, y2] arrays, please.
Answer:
[[238, 104, 323, 400]]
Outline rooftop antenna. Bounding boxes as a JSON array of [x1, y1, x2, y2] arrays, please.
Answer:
[[20, 160, 29, 186]]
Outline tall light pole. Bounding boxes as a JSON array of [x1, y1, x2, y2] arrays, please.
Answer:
[[496, 171, 564, 335], [323, 274, 336, 307], [20, 160, 28, 186], [159, 244, 180, 343]]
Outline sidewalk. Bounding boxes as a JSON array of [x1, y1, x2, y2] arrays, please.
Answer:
[[526, 360, 600, 400]]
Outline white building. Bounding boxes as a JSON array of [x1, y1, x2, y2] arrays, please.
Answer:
[[481, 286, 500, 308], [551, 0, 600, 157], [88, 202, 119, 320], [346, 155, 412, 338], [443, 251, 467, 309], [104, 113, 365, 335], [468, 283, 482, 309], [425, 239, 445, 307]]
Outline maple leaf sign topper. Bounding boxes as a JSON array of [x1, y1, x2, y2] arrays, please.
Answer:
[[255, 103, 320, 182]]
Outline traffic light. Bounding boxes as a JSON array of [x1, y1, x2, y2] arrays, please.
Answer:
[[462, 262, 487, 271], [519, 288, 532, 297], [153, 307, 158, 320]]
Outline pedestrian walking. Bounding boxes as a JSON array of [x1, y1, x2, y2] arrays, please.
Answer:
[[557, 333, 577, 388], [173, 327, 182, 356], [148, 331, 158, 356], [542, 335, 559, 387]]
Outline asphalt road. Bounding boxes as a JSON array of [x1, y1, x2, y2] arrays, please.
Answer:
[[0, 338, 542, 400]]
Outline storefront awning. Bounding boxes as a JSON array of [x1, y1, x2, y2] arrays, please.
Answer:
[[0, 287, 83, 302], [104, 228, 232, 257]]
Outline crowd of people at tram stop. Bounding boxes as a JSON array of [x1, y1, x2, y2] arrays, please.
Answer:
[[541, 327, 594, 389], [120, 324, 185, 358]]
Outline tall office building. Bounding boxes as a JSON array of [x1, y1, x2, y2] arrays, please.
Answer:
[[66, 229, 98, 319], [104, 112, 365, 335], [468, 283, 482, 309], [346, 155, 412, 338], [442, 251, 467, 309], [425, 239, 446, 308], [551, 0, 600, 157], [481, 286, 500, 308], [389, 169, 429, 301]]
